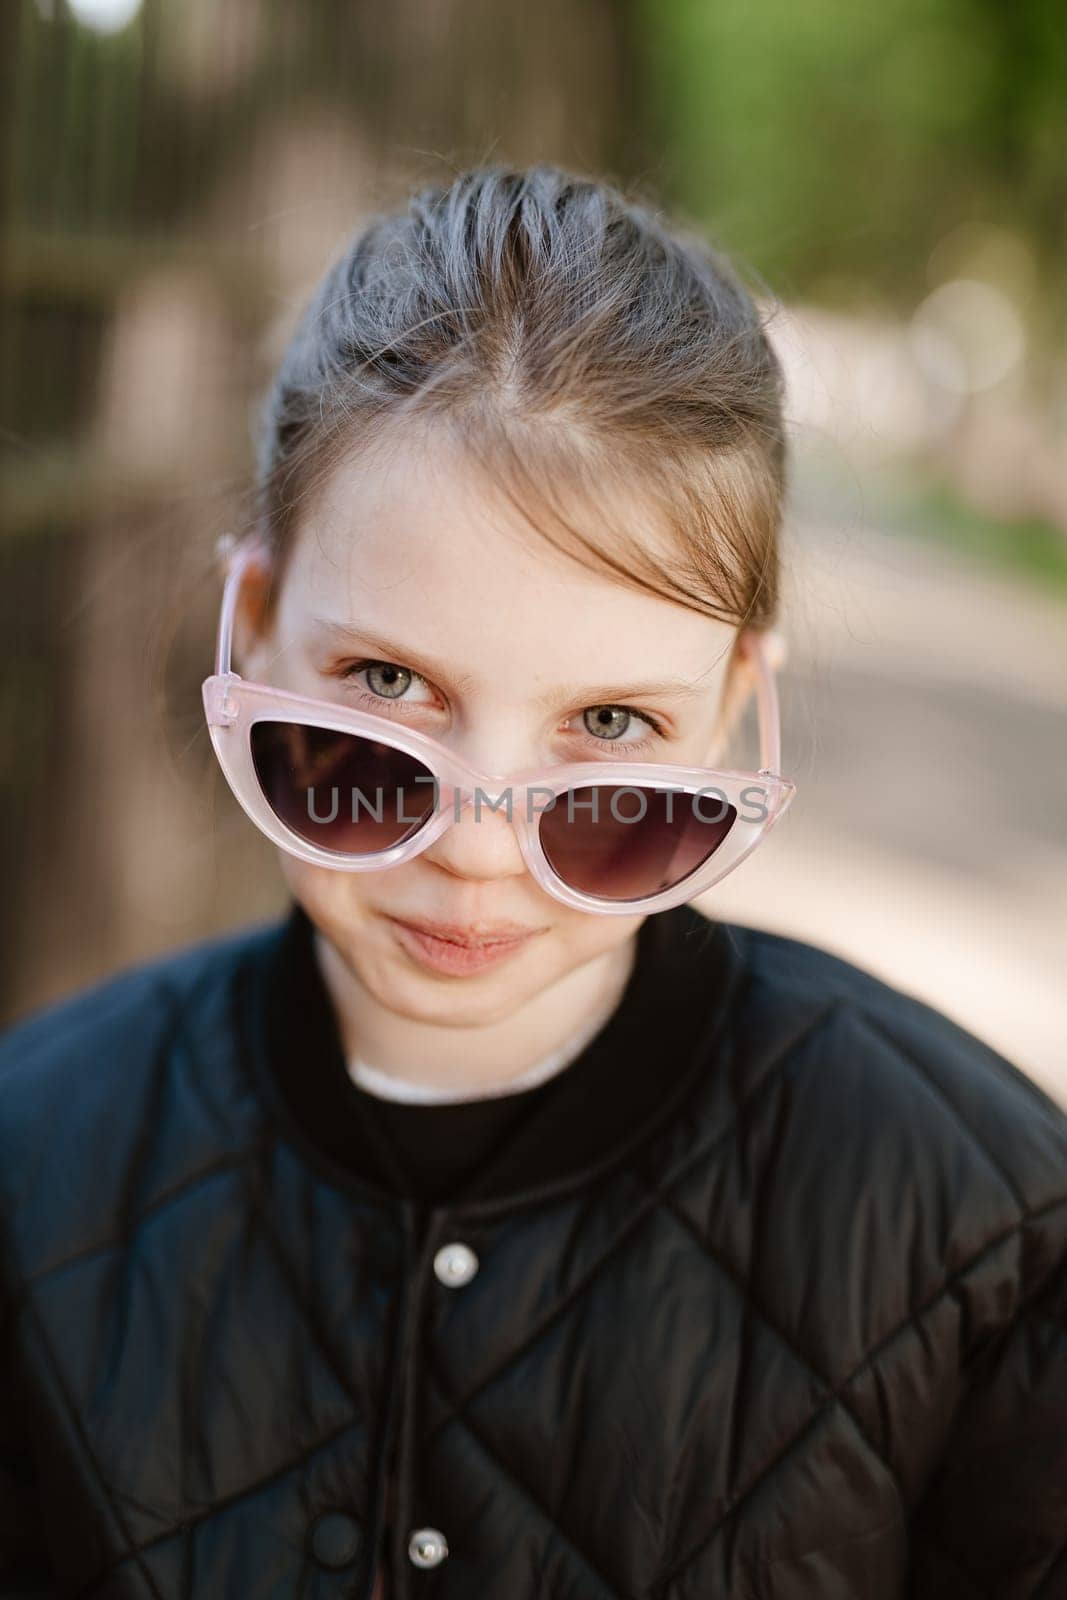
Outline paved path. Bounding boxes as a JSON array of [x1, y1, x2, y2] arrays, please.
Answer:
[[696, 515, 1067, 1107]]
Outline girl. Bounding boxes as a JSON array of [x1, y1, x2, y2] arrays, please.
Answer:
[[1, 165, 1065, 1600]]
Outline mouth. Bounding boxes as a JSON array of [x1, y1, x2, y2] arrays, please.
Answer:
[[387, 915, 543, 949], [384, 913, 546, 977]]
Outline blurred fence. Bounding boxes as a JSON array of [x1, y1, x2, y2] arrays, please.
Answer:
[[1, 0, 637, 1017]]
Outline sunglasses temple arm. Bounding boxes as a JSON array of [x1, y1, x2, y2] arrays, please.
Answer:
[[214, 538, 264, 677], [740, 629, 784, 776]]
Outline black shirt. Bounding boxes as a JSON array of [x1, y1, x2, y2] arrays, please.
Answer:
[[256, 897, 747, 1210]]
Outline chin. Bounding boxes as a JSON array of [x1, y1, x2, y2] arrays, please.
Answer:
[[387, 965, 540, 1029]]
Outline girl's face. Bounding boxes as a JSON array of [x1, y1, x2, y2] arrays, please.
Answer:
[[236, 424, 743, 1030]]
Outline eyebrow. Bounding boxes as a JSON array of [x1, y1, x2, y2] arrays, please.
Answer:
[[309, 617, 710, 707]]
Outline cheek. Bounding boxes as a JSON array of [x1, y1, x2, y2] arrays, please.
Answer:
[[518, 918, 640, 1039], [279, 860, 404, 1003], [277, 857, 381, 934], [567, 908, 635, 947]]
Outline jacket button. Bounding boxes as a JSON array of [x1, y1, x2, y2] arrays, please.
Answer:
[[307, 1510, 362, 1570], [433, 1242, 478, 1287], [408, 1526, 449, 1568]]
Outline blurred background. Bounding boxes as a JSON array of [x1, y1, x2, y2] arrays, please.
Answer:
[[2, 0, 1064, 1103]]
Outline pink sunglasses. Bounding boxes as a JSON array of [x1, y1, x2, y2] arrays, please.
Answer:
[[202, 537, 797, 916]]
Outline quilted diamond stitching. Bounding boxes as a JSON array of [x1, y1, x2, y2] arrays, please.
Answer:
[[655, 1196, 1067, 1591], [15, 1281, 168, 1600], [428, 1006, 843, 1438], [23, 1142, 273, 1289], [426, 1179, 906, 1600], [428, 1375, 626, 1600], [650, 1185, 908, 1512], [854, 1009, 1030, 1215], [69, 1416, 363, 1597], [242, 1142, 369, 1420]]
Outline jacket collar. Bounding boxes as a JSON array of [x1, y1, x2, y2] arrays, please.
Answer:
[[242, 896, 749, 1216]]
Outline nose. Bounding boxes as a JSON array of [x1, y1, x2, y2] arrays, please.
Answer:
[[422, 787, 530, 884]]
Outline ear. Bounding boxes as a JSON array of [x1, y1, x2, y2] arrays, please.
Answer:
[[707, 642, 753, 763], [706, 628, 787, 764], [230, 544, 279, 678]]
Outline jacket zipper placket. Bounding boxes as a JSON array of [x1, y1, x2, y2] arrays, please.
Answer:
[[369, 1199, 437, 1600]]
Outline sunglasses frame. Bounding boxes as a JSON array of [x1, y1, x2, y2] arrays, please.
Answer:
[[202, 537, 797, 916]]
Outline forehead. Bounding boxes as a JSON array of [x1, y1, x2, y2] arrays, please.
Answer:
[[277, 425, 735, 687]]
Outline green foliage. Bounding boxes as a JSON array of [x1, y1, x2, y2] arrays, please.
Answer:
[[887, 471, 1067, 594], [639, 0, 1067, 309]]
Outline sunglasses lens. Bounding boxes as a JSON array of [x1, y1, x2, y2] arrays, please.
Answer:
[[538, 785, 737, 902], [250, 722, 437, 856]]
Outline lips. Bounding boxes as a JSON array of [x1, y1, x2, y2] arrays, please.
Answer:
[[388, 915, 540, 949], [385, 914, 543, 979]]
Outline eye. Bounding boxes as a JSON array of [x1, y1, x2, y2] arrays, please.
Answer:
[[340, 660, 668, 755], [583, 706, 633, 741], [577, 704, 664, 752], [342, 660, 436, 707], [366, 662, 410, 700]]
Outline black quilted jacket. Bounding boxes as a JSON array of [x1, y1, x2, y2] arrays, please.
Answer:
[[1, 901, 1066, 1600]]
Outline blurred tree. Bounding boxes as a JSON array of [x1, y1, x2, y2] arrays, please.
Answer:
[[640, 0, 1066, 373]]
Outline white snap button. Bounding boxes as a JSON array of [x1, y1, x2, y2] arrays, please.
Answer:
[[433, 1242, 478, 1287], [408, 1526, 449, 1568]]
